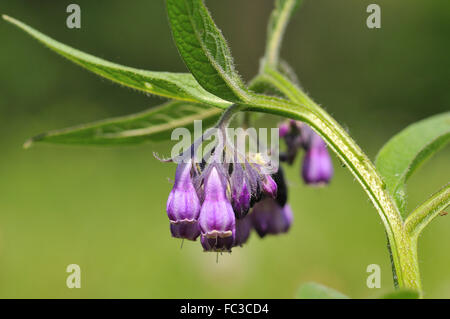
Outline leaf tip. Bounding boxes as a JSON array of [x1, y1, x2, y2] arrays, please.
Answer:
[[23, 139, 33, 149], [2, 15, 23, 29], [23, 133, 47, 149], [2, 14, 13, 23]]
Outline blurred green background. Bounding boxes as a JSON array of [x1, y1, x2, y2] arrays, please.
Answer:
[[0, 0, 449, 298]]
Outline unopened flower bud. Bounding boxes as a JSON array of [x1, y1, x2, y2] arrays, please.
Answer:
[[262, 175, 277, 199], [230, 164, 251, 218]]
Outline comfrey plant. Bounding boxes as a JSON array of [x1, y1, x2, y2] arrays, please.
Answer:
[[3, 0, 449, 298]]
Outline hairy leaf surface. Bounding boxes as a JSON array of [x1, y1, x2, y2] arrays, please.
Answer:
[[166, 0, 248, 102]]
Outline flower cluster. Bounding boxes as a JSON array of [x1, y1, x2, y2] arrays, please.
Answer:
[[279, 120, 333, 185], [164, 128, 292, 252], [163, 120, 332, 253]]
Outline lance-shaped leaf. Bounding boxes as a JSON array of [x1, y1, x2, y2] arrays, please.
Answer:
[[166, 0, 249, 102], [24, 101, 222, 147], [264, 0, 302, 68], [2, 15, 231, 109], [376, 112, 450, 214]]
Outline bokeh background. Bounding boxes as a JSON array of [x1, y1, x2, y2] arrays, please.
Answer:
[[0, 0, 449, 298]]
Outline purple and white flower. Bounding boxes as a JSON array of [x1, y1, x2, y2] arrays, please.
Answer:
[[199, 165, 236, 252], [166, 160, 201, 241]]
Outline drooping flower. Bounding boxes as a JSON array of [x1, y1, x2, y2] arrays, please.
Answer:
[[251, 197, 293, 238], [227, 143, 278, 220], [166, 160, 201, 241], [279, 120, 334, 185], [198, 165, 236, 252], [301, 133, 333, 185], [230, 162, 251, 219]]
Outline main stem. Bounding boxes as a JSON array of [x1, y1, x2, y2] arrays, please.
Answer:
[[246, 68, 422, 293]]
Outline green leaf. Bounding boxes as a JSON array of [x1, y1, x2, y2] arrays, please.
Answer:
[[379, 289, 420, 299], [2, 15, 230, 109], [376, 112, 450, 214], [24, 101, 221, 147], [166, 0, 249, 102], [264, 0, 302, 68], [296, 282, 349, 299], [405, 183, 450, 238]]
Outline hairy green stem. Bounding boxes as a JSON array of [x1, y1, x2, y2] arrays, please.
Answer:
[[243, 68, 423, 293], [216, 104, 242, 129], [264, 0, 299, 68]]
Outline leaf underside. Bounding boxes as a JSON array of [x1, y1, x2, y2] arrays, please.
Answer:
[[376, 112, 450, 214], [2, 15, 230, 109], [24, 101, 222, 147]]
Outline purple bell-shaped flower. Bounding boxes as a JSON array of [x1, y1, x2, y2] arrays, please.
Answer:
[[279, 121, 334, 185], [199, 166, 236, 252], [166, 161, 201, 241], [301, 133, 333, 185], [251, 197, 293, 238], [230, 163, 251, 219]]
